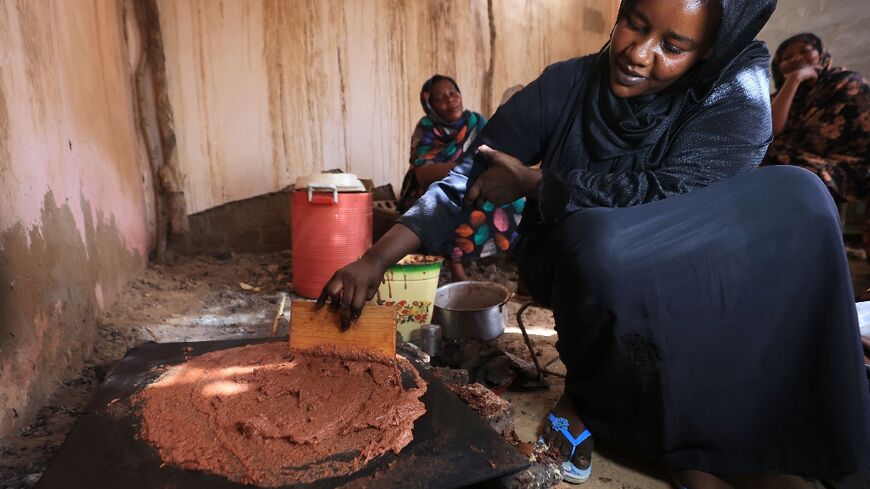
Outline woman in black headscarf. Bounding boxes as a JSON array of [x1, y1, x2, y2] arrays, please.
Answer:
[[320, 0, 870, 486]]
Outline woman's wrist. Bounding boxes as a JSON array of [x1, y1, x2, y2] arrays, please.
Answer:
[[781, 75, 803, 91], [360, 252, 386, 271], [362, 223, 422, 272], [522, 168, 542, 200]]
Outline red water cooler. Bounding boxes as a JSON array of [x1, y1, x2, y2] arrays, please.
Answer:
[[291, 174, 372, 298]]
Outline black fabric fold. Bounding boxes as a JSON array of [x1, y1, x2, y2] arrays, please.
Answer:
[[583, 54, 684, 161]]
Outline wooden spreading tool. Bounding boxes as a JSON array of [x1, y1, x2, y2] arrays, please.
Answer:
[[289, 301, 396, 359]]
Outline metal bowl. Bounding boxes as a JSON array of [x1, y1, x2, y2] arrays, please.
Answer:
[[432, 281, 511, 341]]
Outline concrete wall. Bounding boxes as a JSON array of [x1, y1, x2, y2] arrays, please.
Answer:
[[758, 0, 870, 85], [157, 0, 619, 214], [0, 0, 151, 436], [171, 188, 292, 255]]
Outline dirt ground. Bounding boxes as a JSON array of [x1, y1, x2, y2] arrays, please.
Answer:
[[1, 249, 865, 489], [0, 251, 291, 489]]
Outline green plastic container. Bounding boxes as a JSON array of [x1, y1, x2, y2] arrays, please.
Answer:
[[371, 254, 443, 341]]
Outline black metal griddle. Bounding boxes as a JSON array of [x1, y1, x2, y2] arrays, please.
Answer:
[[36, 337, 529, 489]]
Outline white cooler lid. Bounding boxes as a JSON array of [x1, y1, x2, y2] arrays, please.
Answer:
[[294, 173, 366, 192]]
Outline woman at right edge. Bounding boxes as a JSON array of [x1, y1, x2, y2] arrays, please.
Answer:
[[319, 0, 870, 486]]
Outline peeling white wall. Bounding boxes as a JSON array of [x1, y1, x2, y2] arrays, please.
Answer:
[[0, 0, 150, 436], [157, 0, 620, 214]]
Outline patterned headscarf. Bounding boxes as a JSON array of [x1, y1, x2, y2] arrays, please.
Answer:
[[412, 74, 484, 167], [771, 33, 832, 89]]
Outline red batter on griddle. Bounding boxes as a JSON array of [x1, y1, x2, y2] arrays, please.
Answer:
[[134, 342, 427, 486]]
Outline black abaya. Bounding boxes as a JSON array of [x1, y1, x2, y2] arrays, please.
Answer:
[[519, 166, 870, 475]]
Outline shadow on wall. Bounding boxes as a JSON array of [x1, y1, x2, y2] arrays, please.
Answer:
[[168, 187, 293, 256], [0, 192, 142, 437], [168, 178, 401, 256]]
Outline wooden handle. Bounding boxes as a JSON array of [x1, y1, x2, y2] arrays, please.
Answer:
[[289, 301, 396, 359], [271, 293, 287, 336]]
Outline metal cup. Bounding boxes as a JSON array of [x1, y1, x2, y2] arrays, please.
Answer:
[[419, 324, 441, 357]]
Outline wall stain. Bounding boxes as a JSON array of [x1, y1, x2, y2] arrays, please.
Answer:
[[192, 2, 222, 203], [483, 0, 496, 115], [583, 7, 607, 34], [15, 0, 52, 125], [0, 67, 10, 176], [0, 192, 142, 436], [263, 0, 287, 186], [336, 45, 349, 173], [0, 4, 9, 177]]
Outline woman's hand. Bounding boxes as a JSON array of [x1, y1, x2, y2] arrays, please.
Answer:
[[785, 65, 819, 86], [316, 255, 386, 330], [464, 145, 541, 209], [315, 224, 422, 330]]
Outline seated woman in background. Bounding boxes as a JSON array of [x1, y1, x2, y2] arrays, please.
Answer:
[[397, 75, 524, 282], [763, 33, 870, 206]]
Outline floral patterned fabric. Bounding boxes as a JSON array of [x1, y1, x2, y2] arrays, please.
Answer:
[[452, 199, 525, 263], [762, 36, 870, 203]]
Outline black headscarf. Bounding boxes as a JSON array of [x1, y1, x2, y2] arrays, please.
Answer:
[[770, 32, 832, 89], [517, 0, 776, 222], [576, 0, 776, 161]]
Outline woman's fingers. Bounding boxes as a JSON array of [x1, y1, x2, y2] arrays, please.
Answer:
[[343, 281, 380, 329], [316, 259, 387, 330], [315, 284, 331, 309], [464, 180, 482, 207], [316, 273, 344, 311], [329, 290, 342, 312], [334, 282, 353, 330], [339, 308, 353, 331], [468, 146, 532, 208], [465, 145, 495, 207], [350, 285, 369, 323], [339, 281, 354, 309], [315, 257, 388, 329], [475, 193, 487, 211]]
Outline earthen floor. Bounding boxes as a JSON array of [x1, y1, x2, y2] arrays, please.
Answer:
[[2, 250, 866, 488]]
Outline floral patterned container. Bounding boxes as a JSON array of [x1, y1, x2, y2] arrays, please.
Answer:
[[371, 254, 443, 342]]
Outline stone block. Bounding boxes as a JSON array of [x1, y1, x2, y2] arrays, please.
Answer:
[[447, 383, 514, 434]]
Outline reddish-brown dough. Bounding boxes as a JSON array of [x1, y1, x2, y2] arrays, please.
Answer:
[[134, 343, 427, 486]]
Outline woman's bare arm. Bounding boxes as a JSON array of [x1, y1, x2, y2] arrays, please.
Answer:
[[414, 162, 457, 187], [771, 66, 818, 136]]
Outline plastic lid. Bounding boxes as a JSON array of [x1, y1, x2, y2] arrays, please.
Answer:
[[294, 173, 366, 192]]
